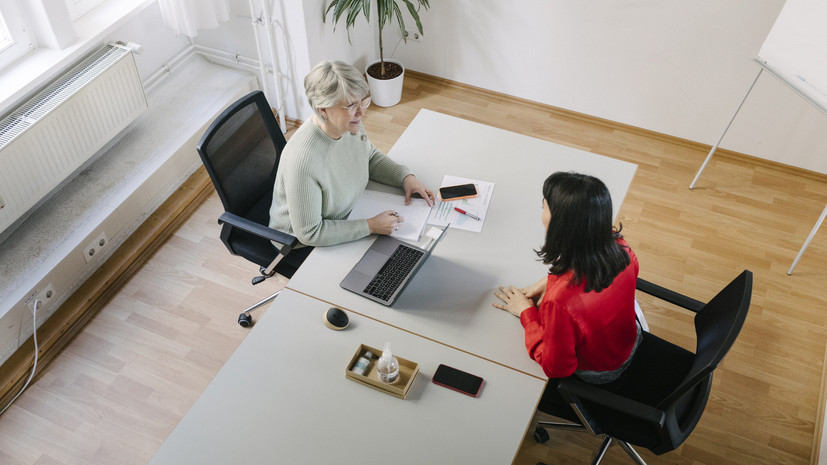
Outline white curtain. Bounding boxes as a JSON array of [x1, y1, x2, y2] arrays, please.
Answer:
[[158, 0, 231, 38]]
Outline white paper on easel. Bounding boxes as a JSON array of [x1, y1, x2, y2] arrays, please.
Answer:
[[427, 175, 495, 233], [347, 190, 433, 241]]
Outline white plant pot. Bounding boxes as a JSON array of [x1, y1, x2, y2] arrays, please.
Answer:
[[365, 59, 405, 107]]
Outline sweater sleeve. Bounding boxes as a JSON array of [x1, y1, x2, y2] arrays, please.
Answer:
[[365, 140, 412, 186], [279, 135, 371, 247], [284, 167, 370, 247], [520, 299, 580, 378]]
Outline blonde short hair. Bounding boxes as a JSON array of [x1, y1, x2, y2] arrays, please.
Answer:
[[304, 61, 370, 118]]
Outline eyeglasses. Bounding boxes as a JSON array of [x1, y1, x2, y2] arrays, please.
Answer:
[[342, 96, 371, 113]]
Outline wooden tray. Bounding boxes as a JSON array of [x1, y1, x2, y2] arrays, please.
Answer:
[[345, 344, 419, 399]]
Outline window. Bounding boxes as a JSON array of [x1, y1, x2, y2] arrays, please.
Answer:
[[0, 1, 34, 71], [66, 0, 108, 21], [0, 13, 12, 51]]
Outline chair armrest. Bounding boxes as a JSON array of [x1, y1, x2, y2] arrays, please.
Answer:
[[636, 277, 705, 313], [557, 377, 666, 427], [218, 212, 299, 252]]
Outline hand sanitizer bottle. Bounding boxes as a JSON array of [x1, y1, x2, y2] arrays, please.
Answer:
[[351, 350, 373, 376], [377, 342, 399, 384]]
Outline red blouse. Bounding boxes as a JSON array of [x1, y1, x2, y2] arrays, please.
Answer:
[[519, 239, 639, 379]]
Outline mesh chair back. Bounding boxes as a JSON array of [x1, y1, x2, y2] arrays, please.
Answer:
[[658, 270, 752, 409], [197, 91, 286, 219]]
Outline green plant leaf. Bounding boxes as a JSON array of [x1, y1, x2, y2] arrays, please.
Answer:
[[346, 1, 362, 30], [402, 0, 423, 35], [392, 2, 406, 41], [323, 0, 430, 58], [378, 0, 392, 29], [323, 0, 337, 23], [331, 0, 348, 25]]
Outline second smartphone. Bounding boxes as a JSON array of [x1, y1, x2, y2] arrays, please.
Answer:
[[432, 364, 484, 397]]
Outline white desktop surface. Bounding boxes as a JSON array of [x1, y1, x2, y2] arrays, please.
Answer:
[[287, 110, 638, 378], [148, 289, 546, 465]]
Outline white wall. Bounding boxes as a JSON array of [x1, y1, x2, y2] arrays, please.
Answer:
[[102, 3, 190, 80], [266, 0, 827, 175]]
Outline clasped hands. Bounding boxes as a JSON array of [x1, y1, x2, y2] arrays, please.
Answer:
[[492, 277, 546, 317]]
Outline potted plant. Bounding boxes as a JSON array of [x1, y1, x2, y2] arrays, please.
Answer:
[[323, 0, 430, 107]]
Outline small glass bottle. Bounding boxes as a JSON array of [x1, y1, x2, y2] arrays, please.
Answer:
[[351, 350, 373, 376], [377, 342, 399, 384]]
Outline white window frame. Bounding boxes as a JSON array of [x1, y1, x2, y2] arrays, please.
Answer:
[[0, 0, 35, 71], [65, 0, 108, 21]]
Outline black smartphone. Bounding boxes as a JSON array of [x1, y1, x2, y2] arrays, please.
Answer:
[[439, 183, 477, 201], [432, 364, 484, 397]]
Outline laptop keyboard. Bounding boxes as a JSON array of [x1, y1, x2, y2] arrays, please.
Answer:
[[364, 245, 425, 301]]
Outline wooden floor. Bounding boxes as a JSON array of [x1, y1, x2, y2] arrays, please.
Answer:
[[1, 72, 826, 465]]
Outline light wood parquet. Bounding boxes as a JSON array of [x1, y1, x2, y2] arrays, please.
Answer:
[[0, 72, 825, 465]]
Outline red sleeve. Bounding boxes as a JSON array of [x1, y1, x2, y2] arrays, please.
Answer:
[[520, 298, 579, 378]]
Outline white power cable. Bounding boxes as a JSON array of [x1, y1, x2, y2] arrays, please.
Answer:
[[0, 299, 40, 417]]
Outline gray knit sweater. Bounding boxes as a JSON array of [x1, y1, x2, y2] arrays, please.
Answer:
[[268, 119, 412, 247]]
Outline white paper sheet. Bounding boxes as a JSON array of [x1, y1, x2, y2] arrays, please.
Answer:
[[347, 190, 433, 241], [428, 175, 495, 233]]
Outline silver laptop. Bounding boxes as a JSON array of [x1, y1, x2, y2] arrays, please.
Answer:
[[340, 225, 448, 306]]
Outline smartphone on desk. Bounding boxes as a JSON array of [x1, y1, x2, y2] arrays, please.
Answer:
[[439, 183, 477, 201], [432, 364, 484, 397]]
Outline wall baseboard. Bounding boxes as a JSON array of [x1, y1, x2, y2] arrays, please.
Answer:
[[0, 167, 213, 413]]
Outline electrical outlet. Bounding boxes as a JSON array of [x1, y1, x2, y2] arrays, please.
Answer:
[[26, 283, 55, 312], [82, 231, 109, 263], [404, 30, 423, 43]]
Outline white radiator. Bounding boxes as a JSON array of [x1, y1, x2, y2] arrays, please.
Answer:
[[0, 44, 147, 236]]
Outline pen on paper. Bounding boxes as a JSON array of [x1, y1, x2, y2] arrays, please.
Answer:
[[454, 207, 480, 221]]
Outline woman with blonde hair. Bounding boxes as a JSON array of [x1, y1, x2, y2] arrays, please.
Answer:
[[269, 61, 434, 247]]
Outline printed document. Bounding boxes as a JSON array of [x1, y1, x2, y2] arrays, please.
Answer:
[[428, 175, 495, 233]]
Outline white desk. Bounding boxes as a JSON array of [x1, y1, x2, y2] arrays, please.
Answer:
[[149, 289, 546, 464], [287, 110, 638, 378]]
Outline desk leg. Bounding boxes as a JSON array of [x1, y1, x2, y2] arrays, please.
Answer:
[[788, 203, 827, 275]]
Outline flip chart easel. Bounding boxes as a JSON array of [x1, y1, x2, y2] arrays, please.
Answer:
[[690, 0, 827, 275]]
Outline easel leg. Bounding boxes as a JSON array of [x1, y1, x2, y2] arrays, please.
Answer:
[[788, 203, 827, 275], [690, 68, 763, 189]]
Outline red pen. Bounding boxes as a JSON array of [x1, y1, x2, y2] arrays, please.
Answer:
[[454, 207, 480, 221]]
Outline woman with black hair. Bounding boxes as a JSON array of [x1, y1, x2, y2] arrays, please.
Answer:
[[492, 171, 641, 386]]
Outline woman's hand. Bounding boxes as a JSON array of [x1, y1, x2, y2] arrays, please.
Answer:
[[367, 210, 404, 235], [403, 175, 435, 206], [492, 285, 535, 317], [519, 277, 547, 304]]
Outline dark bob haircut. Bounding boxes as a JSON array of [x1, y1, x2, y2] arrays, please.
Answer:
[[536, 172, 630, 293]]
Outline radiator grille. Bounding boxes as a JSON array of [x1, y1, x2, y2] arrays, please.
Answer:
[[0, 44, 147, 235]]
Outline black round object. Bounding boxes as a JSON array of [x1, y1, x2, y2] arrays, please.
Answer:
[[238, 313, 252, 327], [324, 307, 349, 330], [533, 426, 550, 444]]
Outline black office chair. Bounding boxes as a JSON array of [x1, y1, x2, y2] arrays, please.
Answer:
[[197, 90, 312, 327], [533, 270, 753, 465]]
